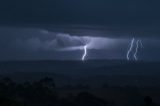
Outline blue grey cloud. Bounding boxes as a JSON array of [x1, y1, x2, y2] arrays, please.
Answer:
[[0, 26, 160, 61]]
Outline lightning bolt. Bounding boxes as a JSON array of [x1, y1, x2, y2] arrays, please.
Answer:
[[127, 38, 135, 60], [82, 45, 87, 61], [134, 39, 143, 61], [134, 40, 140, 61]]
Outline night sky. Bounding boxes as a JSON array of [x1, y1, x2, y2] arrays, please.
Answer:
[[0, 0, 160, 61]]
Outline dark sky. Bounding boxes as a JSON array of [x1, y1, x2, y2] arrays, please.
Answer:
[[0, 0, 160, 37], [0, 0, 160, 26], [0, 0, 160, 61]]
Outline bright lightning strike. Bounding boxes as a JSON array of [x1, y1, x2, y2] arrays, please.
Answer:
[[127, 38, 135, 60], [134, 40, 140, 61], [134, 39, 143, 61], [82, 45, 87, 61]]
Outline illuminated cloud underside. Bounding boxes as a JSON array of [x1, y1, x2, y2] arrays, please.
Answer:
[[14, 29, 120, 52]]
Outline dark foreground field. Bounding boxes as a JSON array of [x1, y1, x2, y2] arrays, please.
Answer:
[[0, 60, 160, 106]]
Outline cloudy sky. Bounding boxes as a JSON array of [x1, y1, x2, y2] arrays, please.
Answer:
[[0, 0, 160, 61]]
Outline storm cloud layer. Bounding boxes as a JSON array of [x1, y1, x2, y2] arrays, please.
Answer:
[[3, 27, 123, 51], [0, 26, 160, 61]]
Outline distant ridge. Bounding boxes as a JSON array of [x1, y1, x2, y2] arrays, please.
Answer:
[[0, 59, 160, 75]]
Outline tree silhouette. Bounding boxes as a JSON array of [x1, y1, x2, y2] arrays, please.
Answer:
[[74, 92, 108, 106], [0, 76, 137, 106], [143, 96, 157, 106]]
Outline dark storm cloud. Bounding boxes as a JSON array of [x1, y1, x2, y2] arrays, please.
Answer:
[[43, 25, 160, 38], [0, 0, 160, 38], [1, 24, 160, 38]]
